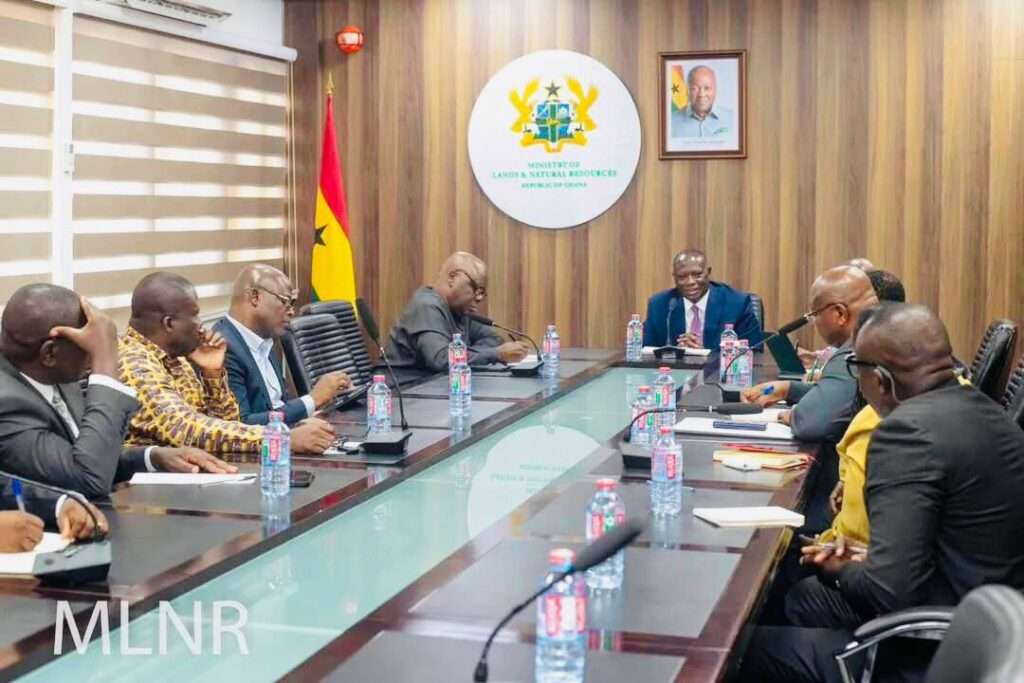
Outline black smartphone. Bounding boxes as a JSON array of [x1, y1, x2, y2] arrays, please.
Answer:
[[290, 470, 315, 488]]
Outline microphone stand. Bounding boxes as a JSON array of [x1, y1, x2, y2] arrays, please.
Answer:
[[372, 340, 408, 431], [488, 321, 544, 376]]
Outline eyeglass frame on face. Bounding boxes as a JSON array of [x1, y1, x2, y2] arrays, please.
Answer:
[[252, 285, 298, 311], [805, 301, 849, 320], [453, 269, 487, 299], [844, 353, 896, 382]]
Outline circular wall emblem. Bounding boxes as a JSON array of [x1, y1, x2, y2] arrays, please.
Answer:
[[467, 49, 642, 230]]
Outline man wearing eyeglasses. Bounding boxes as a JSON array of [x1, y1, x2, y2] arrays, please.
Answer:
[[213, 265, 348, 442], [742, 265, 878, 443], [119, 272, 335, 455], [386, 251, 530, 372]]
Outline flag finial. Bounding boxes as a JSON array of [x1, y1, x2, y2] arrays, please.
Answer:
[[326, 73, 335, 96]]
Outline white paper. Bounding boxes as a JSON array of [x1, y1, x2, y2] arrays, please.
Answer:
[[673, 416, 795, 441], [512, 354, 539, 365], [693, 506, 805, 528], [641, 346, 712, 357], [128, 473, 257, 486], [0, 533, 71, 575], [726, 408, 789, 424]]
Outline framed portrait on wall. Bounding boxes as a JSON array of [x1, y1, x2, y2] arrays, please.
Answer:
[[659, 50, 747, 159]]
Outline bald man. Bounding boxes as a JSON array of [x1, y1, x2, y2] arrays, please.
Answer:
[[670, 65, 734, 138], [386, 252, 529, 372], [743, 304, 1024, 683], [743, 266, 879, 442], [213, 265, 350, 426], [0, 284, 231, 536], [119, 272, 334, 454]]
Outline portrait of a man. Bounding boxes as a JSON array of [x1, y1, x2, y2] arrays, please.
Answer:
[[660, 50, 746, 159]]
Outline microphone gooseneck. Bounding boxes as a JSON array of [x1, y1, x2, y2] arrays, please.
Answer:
[[465, 313, 543, 368], [620, 407, 677, 443], [355, 298, 409, 431], [472, 519, 645, 682]]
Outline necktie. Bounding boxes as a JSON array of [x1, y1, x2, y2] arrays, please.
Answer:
[[51, 390, 80, 439], [690, 304, 703, 347]]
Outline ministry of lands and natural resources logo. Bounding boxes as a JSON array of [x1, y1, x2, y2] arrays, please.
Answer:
[[468, 50, 641, 229]]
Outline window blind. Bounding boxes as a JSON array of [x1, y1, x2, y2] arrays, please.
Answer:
[[0, 0, 53, 307], [70, 16, 289, 325]]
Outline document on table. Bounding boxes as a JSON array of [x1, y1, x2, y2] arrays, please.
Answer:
[[726, 408, 789, 424], [0, 533, 71, 575], [642, 346, 712, 357], [673, 416, 796, 441], [128, 473, 257, 486], [512, 354, 538, 365], [693, 506, 805, 528]]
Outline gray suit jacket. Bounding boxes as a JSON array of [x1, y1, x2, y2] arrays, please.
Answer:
[[788, 343, 857, 443], [0, 355, 147, 501]]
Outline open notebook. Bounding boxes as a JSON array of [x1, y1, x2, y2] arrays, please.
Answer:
[[693, 506, 805, 528], [0, 533, 71, 575]]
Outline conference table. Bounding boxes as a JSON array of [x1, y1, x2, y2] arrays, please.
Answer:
[[0, 349, 817, 682]]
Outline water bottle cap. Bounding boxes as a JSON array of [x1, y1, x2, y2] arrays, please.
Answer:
[[658, 366, 670, 373], [631, 313, 640, 320], [268, 411, 284, 423], [660, 426, 672, 434], [373, 374, 386, 383], [596, 478, 617, 491], [548, 548, 575, 568], [547, 324, 556, 330], [452, 333, 462, 341], [637, 386, 651, 393]]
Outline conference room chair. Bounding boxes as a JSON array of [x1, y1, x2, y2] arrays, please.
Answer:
[[299, 300, 374, 386], [281, 313, 366, 410], [748, 293, 765, 332], [834, 585, 1024, 683], [1000, 353, 1024, 430], [967, 320, 1018, 400]]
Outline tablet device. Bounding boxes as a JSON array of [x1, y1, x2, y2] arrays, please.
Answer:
[[765, 334, 807, 380]]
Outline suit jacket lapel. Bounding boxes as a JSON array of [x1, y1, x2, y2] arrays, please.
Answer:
[[220, 320, 274, 408], [269, 347, 291, 401], [59, 381, 85, 425]]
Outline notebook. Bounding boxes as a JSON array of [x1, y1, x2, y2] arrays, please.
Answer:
[[128, 473, 257, 486], [0, 533, 71, 575], [693, 506, 805, 528], [673, 416, 796, 441], [713, 450, 809, 470]]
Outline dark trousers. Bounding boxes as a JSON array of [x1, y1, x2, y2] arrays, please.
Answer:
[[740, 578, 934, 683]]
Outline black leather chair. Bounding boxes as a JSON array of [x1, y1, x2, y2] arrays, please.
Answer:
[[299, 300, 373, 386], [748, 293, 764, 332], [834, 585, 1024, 683], [1001, 353, 1024, 430], [968, 320, 1018, 401], [281, 314, 366, 410]]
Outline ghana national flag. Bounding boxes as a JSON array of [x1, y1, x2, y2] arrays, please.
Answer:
[[311, 90, 356, 303]]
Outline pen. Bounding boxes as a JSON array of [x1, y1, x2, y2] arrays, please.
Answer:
[[199, 474, 257, 488], [12, 479, 25, 512], [761, 386, 775, 396]]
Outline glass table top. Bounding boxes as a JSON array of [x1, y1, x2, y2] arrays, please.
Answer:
[[22, 368, 695, 682]]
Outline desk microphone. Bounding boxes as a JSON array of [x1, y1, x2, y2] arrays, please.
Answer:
[[354, 298, 412, 454], [665, 297, 678, 346], [0, 470, 111, 585], [719, 314, 811, 383], [465, 313, 543, 377], [472, 519, 645, 682]]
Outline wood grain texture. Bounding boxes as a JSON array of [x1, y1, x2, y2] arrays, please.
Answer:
[[285, 0, 1024, 357]]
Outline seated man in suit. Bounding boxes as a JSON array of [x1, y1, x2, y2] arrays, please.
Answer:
[[386, 251, 530, 372], [119, 272, 335, 455], [641, 249, 762, 349], [214, 264, 351, 426], [742, 304, 1024, 683], [0, 284, 232, 533]]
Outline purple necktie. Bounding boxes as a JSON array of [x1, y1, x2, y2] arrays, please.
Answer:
[[690, 304, 703, 347]]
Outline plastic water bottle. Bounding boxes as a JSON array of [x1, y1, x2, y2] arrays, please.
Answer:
[[449, 335, 472, 417], [625, 314, 643, 362], [734, 339, 753, 388], [653, 366, 676, 430], [719, 323, 739, 384], [542, 324, 561, 378], [650, 426, 683, 516], [366, 374, 392, 433], [260, 492, 291, 538], [629, 386, 655, 446], [535, 548, 586, 683], [260, 411, 291, 497], [585, 479, 626, 590]]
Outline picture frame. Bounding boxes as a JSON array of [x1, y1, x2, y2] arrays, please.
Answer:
[[658, 49, 747, 160]]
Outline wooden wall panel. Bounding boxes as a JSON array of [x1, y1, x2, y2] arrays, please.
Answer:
[[285, 0, 1024, 358]]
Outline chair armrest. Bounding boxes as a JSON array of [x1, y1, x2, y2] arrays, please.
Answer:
[[853, 607, 954, 640]]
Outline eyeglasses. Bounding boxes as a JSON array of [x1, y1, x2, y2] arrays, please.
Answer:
[[255, 286, 298, 310], [844, 354, 880, 379], [453, 269, 487, 298], [806, 301, 848, 319]]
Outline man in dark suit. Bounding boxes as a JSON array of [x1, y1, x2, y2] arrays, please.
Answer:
[[742, 304, 1024, 683], [0, 284, 236, 509], [214, 264, 351, 426], [641, 249, 762, 349]]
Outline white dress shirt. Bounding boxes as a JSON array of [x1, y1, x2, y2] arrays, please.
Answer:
[[17, 373, 155, 519], [225, 316, 315, 418]]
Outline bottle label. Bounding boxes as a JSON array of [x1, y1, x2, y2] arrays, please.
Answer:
[[267, 435, 280, 464], [461, 367, 472, 393], [666, 450, 678, 480], [370, 396, 391, 418], [543, 338, 560, 356], [543, 594, 586, 636], [449, 347, 468, 366], [589, 512, 604, 538]]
